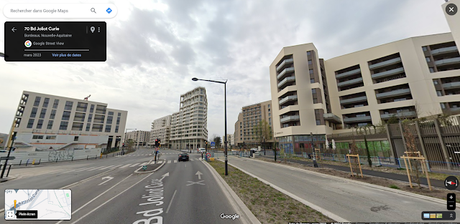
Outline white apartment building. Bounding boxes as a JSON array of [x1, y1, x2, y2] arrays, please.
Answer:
[[170, 87, 208, 150], [234, 100, 274, 147], [150, 115, 172, 148], [10, 91, 127, 151], [221, 134, 234, 147], [124, 130, 150, 146], [270, 0, 460, 154]]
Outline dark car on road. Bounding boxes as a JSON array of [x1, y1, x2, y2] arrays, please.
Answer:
[[178, 153, 189, 162]]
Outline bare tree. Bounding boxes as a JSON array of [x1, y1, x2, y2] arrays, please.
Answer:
[[402, 120, 422, 188], [253, 120, 272, 155]]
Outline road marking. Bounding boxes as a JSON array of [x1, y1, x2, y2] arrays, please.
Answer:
[[120, 164, 131, 168], [98, 176, 114, 186], [186, 180, 205, 186], [174, 160, 177, 163], [196, 171, 203, 180], [166, 190, 177, 214], [130, 163, 139, 167], [86, 166, 103, 171], [167, 160, 171, 164], [65, 173, 153, 224], [99, 165, 114, 170]]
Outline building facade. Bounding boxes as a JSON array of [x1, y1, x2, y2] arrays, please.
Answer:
[[10, 91, 127, 151], [170, 87, 208, 150], [234, 100, 274, 148], [221, 134, 234, 147], [270, 1, 460, 154], [150, 115, 172, 148], [124, 130, 150, 146]]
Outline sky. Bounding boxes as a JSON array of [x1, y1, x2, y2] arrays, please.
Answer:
[[0, 0, 453, 140]]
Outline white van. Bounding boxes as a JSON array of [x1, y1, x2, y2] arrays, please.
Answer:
[[198, 148, 206, 153]]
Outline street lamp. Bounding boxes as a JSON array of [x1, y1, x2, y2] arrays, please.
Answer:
[[192, 77, 228, 176], [310, 132, 318, 167]]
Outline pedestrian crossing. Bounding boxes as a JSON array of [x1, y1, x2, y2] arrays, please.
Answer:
[[62, 158, 204, 173]]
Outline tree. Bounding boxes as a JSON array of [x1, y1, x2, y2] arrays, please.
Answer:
[[402, 119, 422, 188], [253, 120, 272, 155], [355, 125, 375, 167], [126, 139, 135, 152], [213, 136, 222, 149]]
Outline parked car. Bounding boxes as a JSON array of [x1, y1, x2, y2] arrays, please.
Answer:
[[178, 153, 189, 162], [198, 148, 206, 153]]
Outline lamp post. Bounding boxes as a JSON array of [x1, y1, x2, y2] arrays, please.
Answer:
[[192, 77, 228, 176], [310, 132, 318, 167]]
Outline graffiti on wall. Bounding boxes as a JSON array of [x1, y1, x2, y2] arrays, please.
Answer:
[[48, 150, 75, 162]]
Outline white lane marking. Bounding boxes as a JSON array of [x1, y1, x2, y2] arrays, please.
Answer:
[[167, 160, 171, 164], [166, 190, 177, 214], [98, 176, 114, 186], [62, 173, 153, 224], [174, 160, 177, 163], [129, 163, 139, 167], [120, 164, 131, 168], [98, 165, 114, 170], [86, 166, 103, 171], [158, 161, 163, 164]]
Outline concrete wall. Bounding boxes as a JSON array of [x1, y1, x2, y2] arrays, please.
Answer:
[[0, 148, 102, 165]]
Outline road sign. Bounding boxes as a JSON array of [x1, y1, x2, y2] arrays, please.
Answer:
[[0, 156, 15, 160], [206, 152, 211, 158], [211, 142, 215, 147]]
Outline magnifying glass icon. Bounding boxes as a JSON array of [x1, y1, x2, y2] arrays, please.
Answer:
[[91, 7, 96, 13]]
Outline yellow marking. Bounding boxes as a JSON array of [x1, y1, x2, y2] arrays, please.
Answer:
[[14, 200, 16, 208]]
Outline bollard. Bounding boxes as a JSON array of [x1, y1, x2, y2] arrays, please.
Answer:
[[32, 159, 35, 165], [26, 159, 29, 166], [19, 160, 22, 166], [7, 165, 12, 177], [38, 159, 41, 165], [87, 155, 89, 160]]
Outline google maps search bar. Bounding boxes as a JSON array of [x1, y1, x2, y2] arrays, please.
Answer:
[[3, 4, 117, 19]]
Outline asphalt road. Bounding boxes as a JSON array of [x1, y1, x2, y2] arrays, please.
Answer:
[[226, 155, 459, 222], [0, 149, 248, 224]]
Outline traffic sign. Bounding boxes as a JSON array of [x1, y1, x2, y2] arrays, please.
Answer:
[[0, 156, 15, 160], [211, 142, 215, 147], [206, 152, 211, 158]]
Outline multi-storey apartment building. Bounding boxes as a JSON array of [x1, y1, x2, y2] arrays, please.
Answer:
[[221, 134, 234, 147], [170, 87, 208, 150], [10, 91, 127, 151], [150, 115, 172, 148], [270, 0, 460, 154], [234, 100, 274, 148], [124, 130, 150, 147]]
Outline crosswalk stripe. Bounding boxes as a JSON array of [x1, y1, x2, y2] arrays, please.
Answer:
[[120, 164, 131, 168], [167, 160, 171, 164], [99, 165, 114, 170], [87, 166, 103, 171], [158, 161, 163, 164], [129, 163, 139, 167], [174, 160, 177, 163]]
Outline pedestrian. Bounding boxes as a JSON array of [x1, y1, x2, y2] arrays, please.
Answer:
[[201, 152, 203, 160]]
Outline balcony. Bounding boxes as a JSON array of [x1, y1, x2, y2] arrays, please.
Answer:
[[431, 46, 458, 55], [376, 88, 411, 99], [442, 81, 460, 90], [323, 113, 342, 123], [435, 57, 460, 66], [337, 77, 363, 87], [277, 67, 295, 80], [278, 76, 296, 88], [336, 68, 361, 79], [279, 95, 298, 105], [371, 67, 404, 79], [276, 58, 294, 71], [450, 107, 460, 112], [380, 111, 416, 119], [340, 96, 367, 105], [280, 115, 300, 123], [369, 57, 402, 70], [343, 115, 372, 123]]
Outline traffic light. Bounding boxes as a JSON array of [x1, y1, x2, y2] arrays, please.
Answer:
[[155, 139, 159, 147]]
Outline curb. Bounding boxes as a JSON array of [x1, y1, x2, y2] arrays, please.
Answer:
[[246, 157, 460, 208], [202, 160, 261, 224], [219, 159, 348, 222], [134, 159, 166, 174]]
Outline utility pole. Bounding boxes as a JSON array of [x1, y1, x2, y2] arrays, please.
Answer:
[[311, 132, 318, 168]]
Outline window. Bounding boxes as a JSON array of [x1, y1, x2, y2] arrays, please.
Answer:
[[108, 111, 114, 116], [437, 91, 443, 96], [74, 136, 79, 141], [429, 67, 435, 73], [312, 89, 316, 94], [115, 126, 119, 133], [27, 119, 34, 128], [36, 119, 43, 129], [30, 107, 38, 118], [64, 101, 73, 110], [316, 119, 321, 125], [268, 109, 270, 112], [118, 112, 121, 116], [422, 46, 428, 52], [50, 110, 56, 119], [32, 135, 44, 139], [59, 121, 68, 130], [116, 117, 120, 125], [43, 98, 49, 108], [90, 105, 95, 113], [107, 116, 113, 124], [433, 80, 438, 85], [33, 96, 41, 106], [310, 78, 315, 83], [440, 103, 446, 109], [53, 99, 59, 109], [269, 113, 271, 116], [308, 60, 312, 65], [39, 108, 47, 118], [88, 114, 93, 122], [47, 120, 53, 129], [426, 57, 431, 62], [105, 125, 112, 132], [309, 69, 314, 74], [46, 135, 56, 140], [307, 51, 311, 56], [86, 123, 90, 131], [62, 111, 71, 120], [268, 104, 270, 108]]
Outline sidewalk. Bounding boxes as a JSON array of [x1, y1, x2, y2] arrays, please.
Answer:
[[259, 155, 459, 192]]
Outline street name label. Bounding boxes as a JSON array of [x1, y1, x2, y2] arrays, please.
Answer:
[[5, 189, 71, 220]]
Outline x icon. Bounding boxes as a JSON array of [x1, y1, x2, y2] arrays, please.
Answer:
[[186, 180, 205, 186], [450, 7, 454, 12]]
